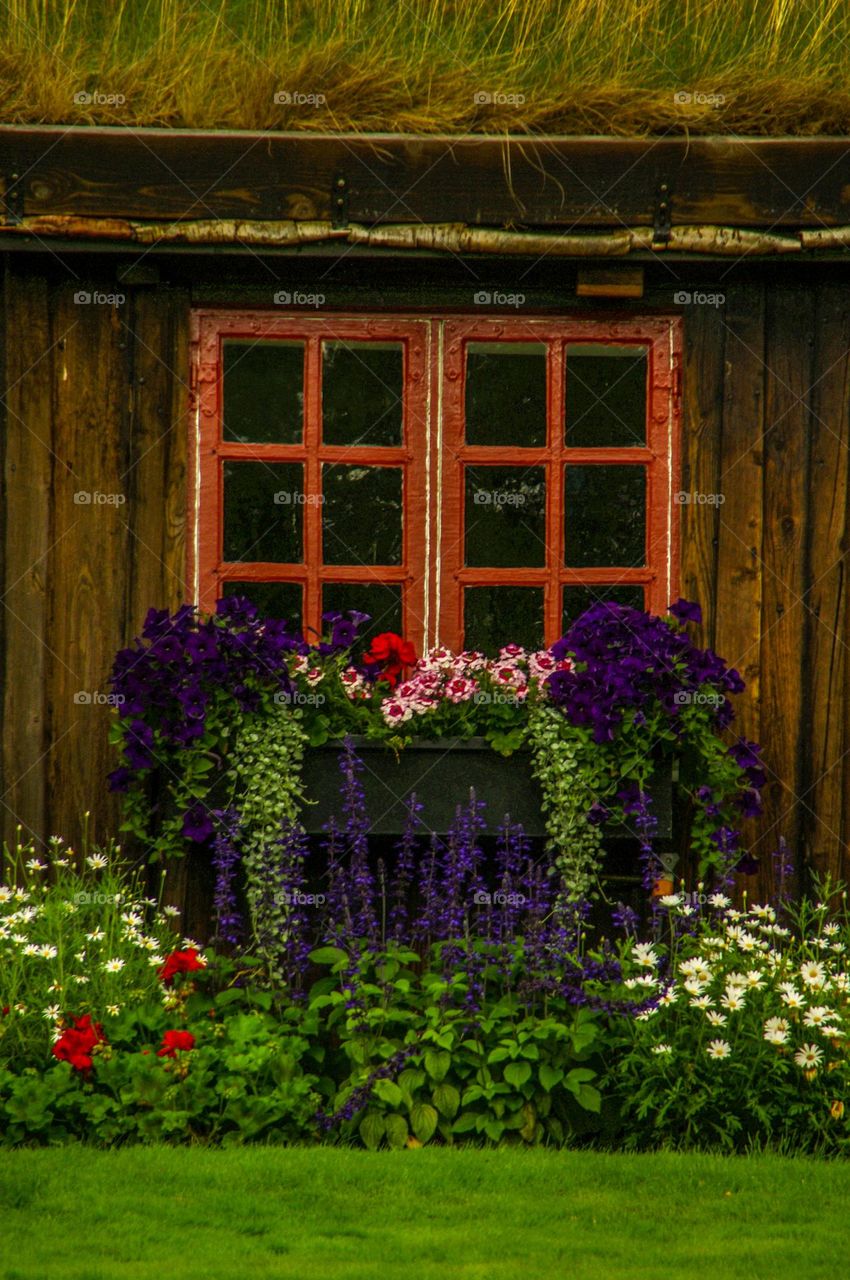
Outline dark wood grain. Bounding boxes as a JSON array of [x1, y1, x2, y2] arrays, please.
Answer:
[[1, 264, 52, 850], [802, 283, 850, 886], [4, 128, 850, 227], [46, 281, 128, 848], [758, 285, 813, 894], [680, 301, 725, 650]]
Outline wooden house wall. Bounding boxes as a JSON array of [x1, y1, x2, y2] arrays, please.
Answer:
[[1, 253, 848, 916]]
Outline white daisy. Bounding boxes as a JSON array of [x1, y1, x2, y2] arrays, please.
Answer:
[[690, 995, 713, 1010], [0, 887, 12, 903], [71, 975, 89, 985], [86, 929, 105, 942], [651, 1043, 673, 1055], [823, 923, 840, 936], [105, 1004, 121, 1017], [794, 1043, 823, 1070], [707, 1010, 727, 1027], [744, 970, 764, 989], [800, 961, 827, 989], [683, 977, 708, 996], [803, 1006, 833, 1028], [763, 1016, 790, 1044], [25, 858, 47, 873], [147, 954, 165, 967], [781, 989, 806, 1010], [42, 1004, 61, 1021], [833, 973, 849, 992], [38, 944, 57, 959], [658, 895, 683, 908], [706, 1039, 731, 1059], [103, 958, 125, 973], [86, 854, 109, 870], [636, 1007, 659, 1021], [708, 893, 731, 909], [658, 987, 679, 1006], [721, 991, 746, 1012], [725, 971, 748, 989], [22, 943, 39, 956], [162, 905, 180, 918], [632, 943, 659, 968]]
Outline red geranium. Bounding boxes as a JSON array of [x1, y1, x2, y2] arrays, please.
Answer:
[[52, 1013, 106, 1074], [362, 632, 416, 689], [157, 1030, 196, 1058], [158, 947, 205, 985]]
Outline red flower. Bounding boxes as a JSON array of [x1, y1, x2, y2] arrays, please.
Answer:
[[157, 1030, 196, 1058], [158, 947, 205, 985], [52, 1013, 106, 1074], [362, 632, 416, 689]]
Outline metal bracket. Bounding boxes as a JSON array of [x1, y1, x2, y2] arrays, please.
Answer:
[[652, 182, 672, 247], [331, 172, 348, 228], [2, 171, 24, 224]]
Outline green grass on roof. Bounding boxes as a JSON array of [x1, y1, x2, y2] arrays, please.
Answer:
[[2, 0, 850, 135]]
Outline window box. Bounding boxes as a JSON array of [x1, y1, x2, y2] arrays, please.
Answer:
[[299, 735, 673, 838]]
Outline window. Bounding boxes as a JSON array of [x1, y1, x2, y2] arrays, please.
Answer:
[[190, 312, 681, 652]]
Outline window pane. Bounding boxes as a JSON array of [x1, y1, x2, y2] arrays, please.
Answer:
[[564, 466, 646, 567], [562, 584, 645, 632], [222, 341, 304, 444], [221, 580, 303, 632], [321, 583, 403, 646], [565, 345, 647, 447], [223, 461, 303, 562], [465, 343, 547, 446], [322, 342, 403, 446], [322, 465, 403, 565], [463, 586, 544, 655], [465, 466, 546, 567]]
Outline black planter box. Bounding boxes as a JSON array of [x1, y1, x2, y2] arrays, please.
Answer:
[[299, 736, 673, 838]]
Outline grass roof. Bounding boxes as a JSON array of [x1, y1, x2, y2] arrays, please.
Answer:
[[2, 0, 850, 136]]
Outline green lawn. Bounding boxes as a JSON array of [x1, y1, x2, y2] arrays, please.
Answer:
[[1, 1146, 848, 1279]]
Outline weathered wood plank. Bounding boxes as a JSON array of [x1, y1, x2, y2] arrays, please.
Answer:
[[803, 283, 850, 887], [679, 301, 725, 650], [124, 288, 191, 636], [714, 282, 766, 883], [4, 128, 850, 227], [757, 286, 813, 895], [1, 264, 52, 850], [46, 283, 129, 848]]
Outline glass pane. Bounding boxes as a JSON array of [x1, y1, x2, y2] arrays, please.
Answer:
[[223, 462, 303, 563], [565, 345, 647, 447], [465, 466, 546, 567], [465, 343, 547, 446], [322, 465, 403, 565], [562, 584, 645, 631], [221, 581, 303, 632], [564, 466, 646, 567], [321, 583, 403, 647], [322, 342, 403, 446], [463, 586, 544, 655], [222, 340, 304, 444]]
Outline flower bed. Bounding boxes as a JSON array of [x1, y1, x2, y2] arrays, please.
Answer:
[[107, 596, 762, 903]]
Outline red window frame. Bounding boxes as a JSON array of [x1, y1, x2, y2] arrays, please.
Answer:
[[437, 316, 681, 650], [190, 310, 680, 652], [190, 312, 430, 644]]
